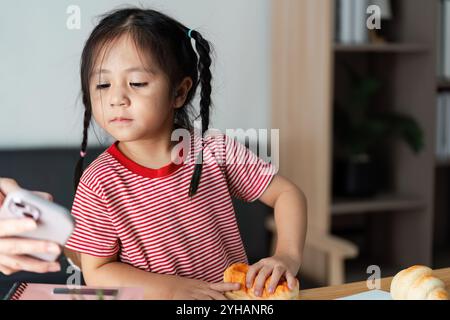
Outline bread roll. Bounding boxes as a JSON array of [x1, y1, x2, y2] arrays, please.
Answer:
[[223, 263, 299, 300], [426, 287, 449, 300], [390, 265, 449, 300]]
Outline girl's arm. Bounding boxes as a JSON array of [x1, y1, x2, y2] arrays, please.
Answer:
[[246, 174, 307, 296], [80, 253, 240, 300]]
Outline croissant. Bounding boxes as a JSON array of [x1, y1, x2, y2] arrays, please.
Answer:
[[223, 263, 299, 300], [390, 265, 449, 300]]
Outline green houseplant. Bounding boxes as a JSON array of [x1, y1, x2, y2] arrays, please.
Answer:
[[333, 66, 424, 197]]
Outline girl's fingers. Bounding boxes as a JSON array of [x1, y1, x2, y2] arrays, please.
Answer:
[[0, 254, 61, 274], [267, 266, 285, 293], [0, 219, 37, 237], [0, 238, 61, 255], [246, 262, 263, 289], [205, 289, 228, 300], [208, 282, 239, 300], [194, 293, 213, 300], [285, 270, 298, 290], [252, 266, 272, 296], [209, 282, 241, 292]]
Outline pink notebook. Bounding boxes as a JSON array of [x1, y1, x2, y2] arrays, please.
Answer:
[[4, 282, 144, 300]]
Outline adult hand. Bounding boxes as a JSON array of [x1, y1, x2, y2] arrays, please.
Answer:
[[0, 178, 61, 275]]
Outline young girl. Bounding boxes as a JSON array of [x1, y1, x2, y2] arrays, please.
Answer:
[[64, 7, 307, 300]]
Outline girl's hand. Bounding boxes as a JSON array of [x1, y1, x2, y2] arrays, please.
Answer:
[[170, 277, 241, 300], [246, 254, 301, 297]]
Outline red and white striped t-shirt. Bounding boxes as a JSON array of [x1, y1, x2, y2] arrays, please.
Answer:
[[65, 132, 276, 283]]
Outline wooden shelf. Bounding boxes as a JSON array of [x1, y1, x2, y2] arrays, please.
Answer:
[[334, 43, 429, 53], [332, 195, 426, 215], [273, 0, 437, 285]]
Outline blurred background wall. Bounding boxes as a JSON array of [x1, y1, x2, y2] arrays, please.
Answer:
[[0, 0, 271, 149]]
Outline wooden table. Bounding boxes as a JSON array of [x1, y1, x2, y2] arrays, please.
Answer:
[[298, 267, 450, 300]]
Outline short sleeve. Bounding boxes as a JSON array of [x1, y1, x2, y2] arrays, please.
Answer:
[[65, 179, 119, 257], [209, 133, 277, 202]]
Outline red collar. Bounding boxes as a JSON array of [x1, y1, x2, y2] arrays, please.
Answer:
[[107, 141, 185, 179]]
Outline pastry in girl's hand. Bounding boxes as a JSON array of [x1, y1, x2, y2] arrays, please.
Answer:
[[390, 265, 449, 300], [223, 263, 299, 300]]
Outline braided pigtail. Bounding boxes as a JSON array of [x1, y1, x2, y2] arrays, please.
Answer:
[[187, 29, 213, 198], [73, 102, 92, 191]]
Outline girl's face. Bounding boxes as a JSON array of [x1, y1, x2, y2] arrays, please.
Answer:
[[89, 33, 181, 142]]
